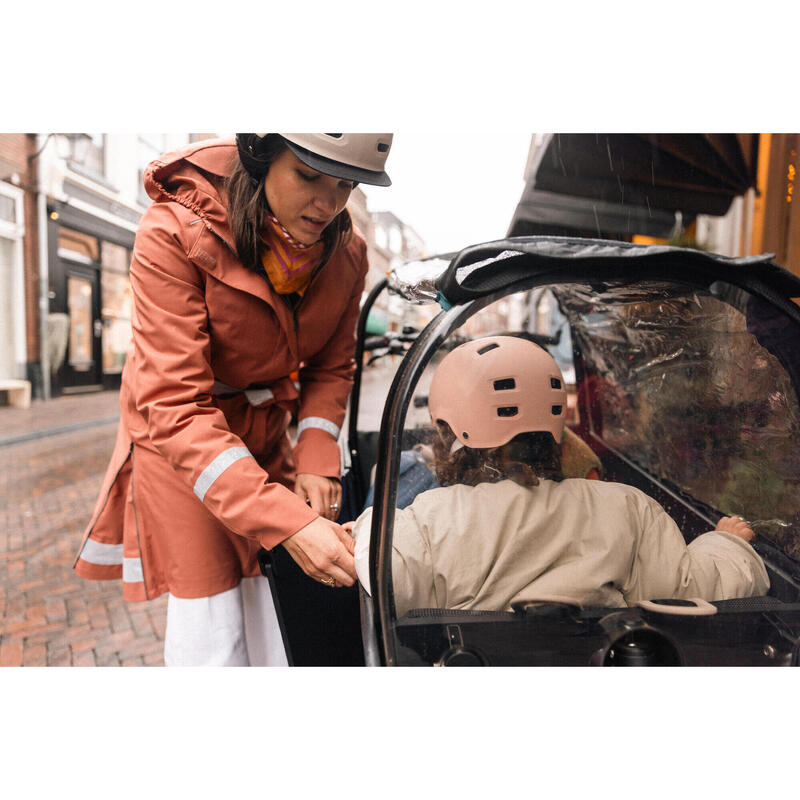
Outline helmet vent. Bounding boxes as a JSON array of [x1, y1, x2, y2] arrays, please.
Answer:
[[551, 405, 563, 415], [497, 406, 518, 417], [550, 377, 562, 389], [493, 378, 516, 391], [377, 142, 390, 152], [324, 133, 343, 138], [477, 343, 500, 355]]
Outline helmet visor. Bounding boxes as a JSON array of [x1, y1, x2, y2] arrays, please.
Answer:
[[281, 138, 392, 187]]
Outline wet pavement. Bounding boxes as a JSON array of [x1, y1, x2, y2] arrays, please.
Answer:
[[0, 390, 167, 666], [0, 370, 397, 667]]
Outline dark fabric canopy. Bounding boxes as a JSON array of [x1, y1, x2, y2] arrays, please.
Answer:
[[509, 134, 760, 238]]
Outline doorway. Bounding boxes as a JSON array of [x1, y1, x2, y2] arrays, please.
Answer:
[[62, 262, 102, 392]]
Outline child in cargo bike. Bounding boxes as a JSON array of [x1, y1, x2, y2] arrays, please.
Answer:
[[345, 335, 768, 618]]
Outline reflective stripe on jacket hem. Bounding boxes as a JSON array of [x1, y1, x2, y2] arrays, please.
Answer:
[[123, 557, 144, 583], [193, 446, 253, 501], [296, 416, 341, 439], [78, 540, 144, 585], [79, 539, 123, 565]]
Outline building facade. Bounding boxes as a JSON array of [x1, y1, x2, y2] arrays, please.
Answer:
[[0, 135, 39, 393], [509, 133, 800, 278], [0, 133, 199, 402], [1, 134, 428, 404]]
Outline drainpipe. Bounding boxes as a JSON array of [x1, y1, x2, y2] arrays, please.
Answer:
[[36, 134, 51, 400]]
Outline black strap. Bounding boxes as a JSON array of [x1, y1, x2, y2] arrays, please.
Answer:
[[403, 596, 800, 624]]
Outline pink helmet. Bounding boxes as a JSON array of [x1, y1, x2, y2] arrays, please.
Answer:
[[427, 335, 567, 448]]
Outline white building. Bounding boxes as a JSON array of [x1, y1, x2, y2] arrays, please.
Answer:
[[35, 133, 195, 397]]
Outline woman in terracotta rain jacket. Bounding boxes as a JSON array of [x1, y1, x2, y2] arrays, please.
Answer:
[[75, 134, 393, 665]]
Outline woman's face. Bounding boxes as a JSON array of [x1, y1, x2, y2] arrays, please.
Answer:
[[264, 148, 354, 245]]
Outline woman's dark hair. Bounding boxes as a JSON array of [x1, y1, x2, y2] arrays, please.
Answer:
[[431, 421, 563, 488], [226, 133, 353, 273]]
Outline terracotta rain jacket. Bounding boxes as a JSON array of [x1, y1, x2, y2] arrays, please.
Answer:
[[75, 139, 368, 601]]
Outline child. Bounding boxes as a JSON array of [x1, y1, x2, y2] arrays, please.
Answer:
[[345, 335, 769, 618]]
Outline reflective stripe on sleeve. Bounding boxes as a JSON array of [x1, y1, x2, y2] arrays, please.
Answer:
[[123, 557, 144, 583], [296, 416, 341, 439], [79, 539, 123, 565], [193, 446, 253, 502]]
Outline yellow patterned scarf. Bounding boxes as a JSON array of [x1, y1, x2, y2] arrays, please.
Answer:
[[260, 214, 324, 296]]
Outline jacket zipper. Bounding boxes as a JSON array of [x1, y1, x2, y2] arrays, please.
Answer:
[[289, 257, 327, 330]]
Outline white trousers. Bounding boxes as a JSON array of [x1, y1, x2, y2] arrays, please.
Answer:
[[164, 576, 289, 666]]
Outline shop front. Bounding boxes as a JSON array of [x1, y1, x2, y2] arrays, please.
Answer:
[[47, 201, 136, 396]]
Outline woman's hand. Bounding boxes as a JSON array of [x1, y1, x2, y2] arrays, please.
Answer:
[[716, 516, 755, 542], [282, 516, 357, 587], [294, 473, 342, 520]]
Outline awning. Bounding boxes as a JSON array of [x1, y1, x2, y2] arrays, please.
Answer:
[[510, 189, 677, 239], [509, 133, 760, 238]]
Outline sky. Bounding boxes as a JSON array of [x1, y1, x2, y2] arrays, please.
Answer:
[[360, 131, 533, 255]]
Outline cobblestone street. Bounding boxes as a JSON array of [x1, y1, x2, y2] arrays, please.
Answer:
[[0, 363, 399, 668], [0, 391, 167, 666]]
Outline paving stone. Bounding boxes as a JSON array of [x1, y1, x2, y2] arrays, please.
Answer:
[[23, 642, 47, 664], [129, 612, 153, 637], [95, 650, 122, 667], [45, 599, 67, 622], [0, 639, 23, 666], [0, 401, 167, 667], [72, 649, 97, 667]]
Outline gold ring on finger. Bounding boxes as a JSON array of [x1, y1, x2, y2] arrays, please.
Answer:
[[321, 576, 336, 587]]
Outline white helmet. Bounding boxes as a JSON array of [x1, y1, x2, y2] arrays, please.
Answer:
[[266, 133, 393, 186]]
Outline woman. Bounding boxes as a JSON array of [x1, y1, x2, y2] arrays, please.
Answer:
[[348, 335, 769, 617], [75, 133, 393, 665]]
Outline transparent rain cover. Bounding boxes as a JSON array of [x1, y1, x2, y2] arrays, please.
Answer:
[[555, 278, 800, 560], [387, 256, 453, 304], [355, 278, 800, 629]]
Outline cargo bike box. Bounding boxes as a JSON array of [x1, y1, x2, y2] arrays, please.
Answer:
[[344, 236, 800, 667]]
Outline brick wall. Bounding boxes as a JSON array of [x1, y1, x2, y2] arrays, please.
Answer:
[[0, 133, 29, 176]]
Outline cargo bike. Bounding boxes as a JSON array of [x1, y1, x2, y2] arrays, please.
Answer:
[[265, 235, 800, 667]]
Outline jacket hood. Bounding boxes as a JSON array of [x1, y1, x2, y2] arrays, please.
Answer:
[[143, 137, 239, 246]]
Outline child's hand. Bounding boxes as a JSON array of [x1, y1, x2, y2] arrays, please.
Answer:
[[338, 521, 356, 555], [716, 516, 755, 542]]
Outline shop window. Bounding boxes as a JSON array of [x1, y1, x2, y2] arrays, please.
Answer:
[[102, 240, 130, 273], [59, 228, 100, 264], [67, 276, 93, 370], [69, 134, 106, 178], [101, 241, 133, 373], [0, 184, 24, 381], [0, 237, 19, 378], [101, 270, 132, 373], [0, 194, 15, 224]]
